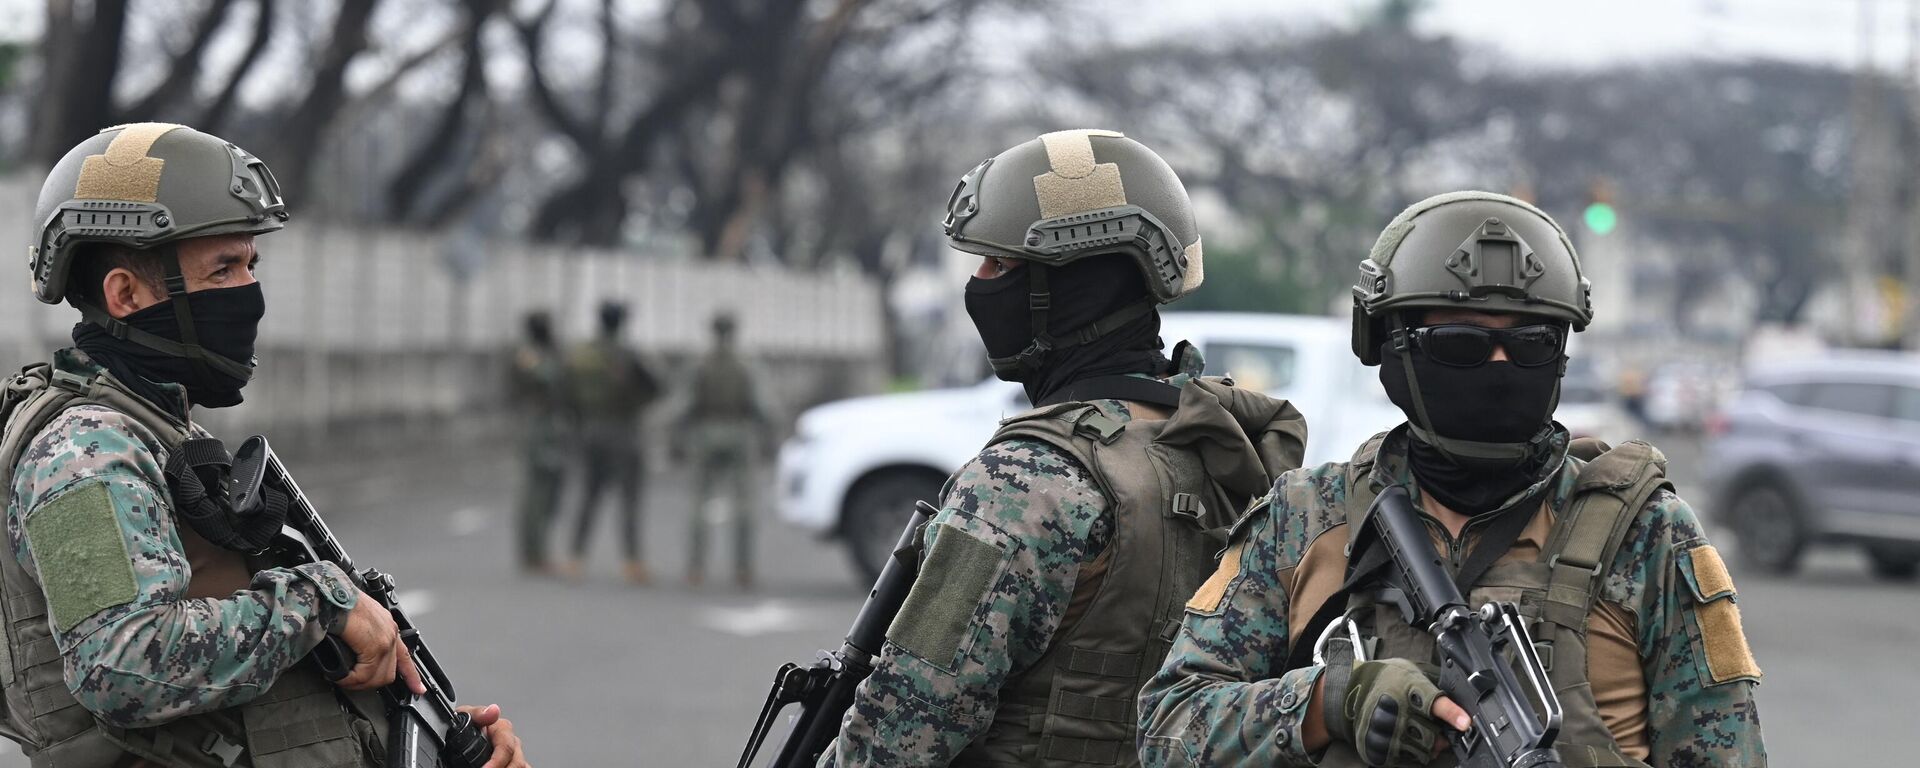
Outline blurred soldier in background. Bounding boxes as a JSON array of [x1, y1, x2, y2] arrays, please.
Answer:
[[679, 312, 770, 588], [0, 123, 525, 766], [510, 310, 568, 576], [560, 301, 662, 584], [822, 129, 1308, 766], [1139, 192, 1765, 767]]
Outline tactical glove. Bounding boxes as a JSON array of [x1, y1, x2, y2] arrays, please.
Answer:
[[1323, 658, 1446, 767]]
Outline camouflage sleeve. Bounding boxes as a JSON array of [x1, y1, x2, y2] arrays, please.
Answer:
[[821, 439, 1110, 767], [7, 406, 359, 728], [1610, 488, 1767, 767], [1138, 489, 1326, 767]]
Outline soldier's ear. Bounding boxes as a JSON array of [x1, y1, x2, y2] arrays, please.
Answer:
[[102, 267, 163, 319]]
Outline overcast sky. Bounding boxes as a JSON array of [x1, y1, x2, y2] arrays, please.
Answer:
[[1122, 0, 1913, 71], [0, 0, 1909, 72]]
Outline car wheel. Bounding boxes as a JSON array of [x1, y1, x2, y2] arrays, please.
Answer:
[[1729, 482, 1804, 575], [1866, 546, 1920, 581], [843, 470, 945, 584]]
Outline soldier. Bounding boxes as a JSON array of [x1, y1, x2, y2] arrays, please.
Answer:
[[0, 123, 527, 766], [1138, 192, 1765, 767], [560, 301, 662, 583], [820, 129, 1308, 767], [679, 312, 771, 588], [509, 309, 567, 575]]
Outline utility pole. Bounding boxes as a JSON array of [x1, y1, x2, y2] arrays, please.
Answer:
[[1847, 0, 1894, 346], [1907, 0, 1920, 349]]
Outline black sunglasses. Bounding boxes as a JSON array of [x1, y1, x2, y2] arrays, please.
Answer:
[[1395, 323, 1565, 368]]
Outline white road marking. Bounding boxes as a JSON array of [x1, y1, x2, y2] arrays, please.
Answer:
[[449, 507, 489, 536], [698, 601, 807, 637], [394, 589, 437, 617]]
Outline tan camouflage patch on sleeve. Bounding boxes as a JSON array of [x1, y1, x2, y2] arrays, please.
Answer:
[[1682, 544, 1760, 684], [1186, 540, 1244, 614]]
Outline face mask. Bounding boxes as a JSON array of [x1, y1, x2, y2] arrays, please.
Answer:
[[1379, 343, 1563, 514], [963, 259, 1171, 405], [74, 283, 266, 409], [1379, 348, 1561, 445], [963, 265, 1034, 371]]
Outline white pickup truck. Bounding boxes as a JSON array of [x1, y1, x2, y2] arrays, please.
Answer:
[[774, 312, 1407, 581]]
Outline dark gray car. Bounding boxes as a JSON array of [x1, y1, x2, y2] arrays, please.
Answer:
[[1705, 352, 1920, 578]]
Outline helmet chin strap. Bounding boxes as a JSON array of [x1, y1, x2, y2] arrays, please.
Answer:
[[1390, 314, 1545, 465], [985, 263, 1155, 379], [72, 245, 256, 386]]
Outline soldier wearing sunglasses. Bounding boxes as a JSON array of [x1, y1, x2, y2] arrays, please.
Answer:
[[1138, 191, 1766, 767]]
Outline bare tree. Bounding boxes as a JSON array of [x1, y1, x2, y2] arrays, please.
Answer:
[[386, 0, 503, 223], [31, 0, 129, 166]]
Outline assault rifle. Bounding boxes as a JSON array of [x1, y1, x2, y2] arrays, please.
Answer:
[[232, 436, 493, 768], [737, 500, 938, 768], [1353, 486, 1564, 768]]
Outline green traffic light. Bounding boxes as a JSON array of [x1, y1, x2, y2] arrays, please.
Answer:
[[1584, 202, 1617, 235]]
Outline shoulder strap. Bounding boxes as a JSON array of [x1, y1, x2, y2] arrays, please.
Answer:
[[986, 402, 1124, 506], [1342, 432, 1391, 531], [1, 364, 191, 502], [1, 365, 82, 495], [1279, 440, 1389, 674], [1538, 440, 1673, 631]]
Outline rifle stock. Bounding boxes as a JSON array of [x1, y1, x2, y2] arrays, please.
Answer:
[[234, 435, 493, 768], [738, 500, 938, 768]]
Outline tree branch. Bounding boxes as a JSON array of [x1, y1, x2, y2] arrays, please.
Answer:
[[199, 0, 275, 132], [123, 0, 237, 121], [509, 0, 597, 152]]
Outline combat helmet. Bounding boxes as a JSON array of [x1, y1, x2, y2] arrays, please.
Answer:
[[1351, 190, 1592, 365], [30, 122, 289, 381], [943, 129, 1200, 377]]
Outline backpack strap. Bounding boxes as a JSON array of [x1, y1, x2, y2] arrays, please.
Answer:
[[1538, 440, 1673, 632]]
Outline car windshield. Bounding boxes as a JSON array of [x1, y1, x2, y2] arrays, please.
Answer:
[[1204, 342, 1296, 392]]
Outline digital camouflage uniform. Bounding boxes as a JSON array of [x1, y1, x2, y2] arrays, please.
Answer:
[[5, 349, 359, 733], [1138, 426, 1766, 767], [823, 128, 1269, 767], [825, 378, 1308, 768], [565, 335, 661, 564], [2, 121, 391, 766], [821, 426, 1112, 767], [510, 339, 568, 570], [683, 343, 768, 582]]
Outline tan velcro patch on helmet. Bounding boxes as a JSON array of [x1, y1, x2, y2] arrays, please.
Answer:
[[1178, 239, 1205, 295], [1034, 129, 1127, 219], [75, 122, 184, 203]]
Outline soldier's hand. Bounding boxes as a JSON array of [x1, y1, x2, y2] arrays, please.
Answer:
[[458, 703, 530, 768], [335, 589, 426, 694], [1328, 658, 1466, 767]]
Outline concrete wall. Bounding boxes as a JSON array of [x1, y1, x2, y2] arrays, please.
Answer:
[[0, 177, 887, 440]]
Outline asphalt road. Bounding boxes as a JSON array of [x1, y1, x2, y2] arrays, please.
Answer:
[[1, 430, 1910, 766]]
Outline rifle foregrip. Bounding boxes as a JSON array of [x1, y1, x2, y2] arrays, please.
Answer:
[[441, 712, 495, 768]]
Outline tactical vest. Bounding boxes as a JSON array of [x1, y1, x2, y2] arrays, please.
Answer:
[[950, 398, 1252, 768], [689, 354, 757, 422], [0, 362, 381, 768], [1319, 435, 1670, 768]]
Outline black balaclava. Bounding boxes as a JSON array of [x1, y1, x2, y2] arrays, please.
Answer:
[[964, 256, 1169, 406], [73, 283, 266, 411], [1378, 331, 1563, 515], [525, 313, 554, 349], [599, 302, 627, 338]]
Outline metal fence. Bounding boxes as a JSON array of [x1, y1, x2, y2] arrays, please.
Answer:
[[0, 177, 887, 437]]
